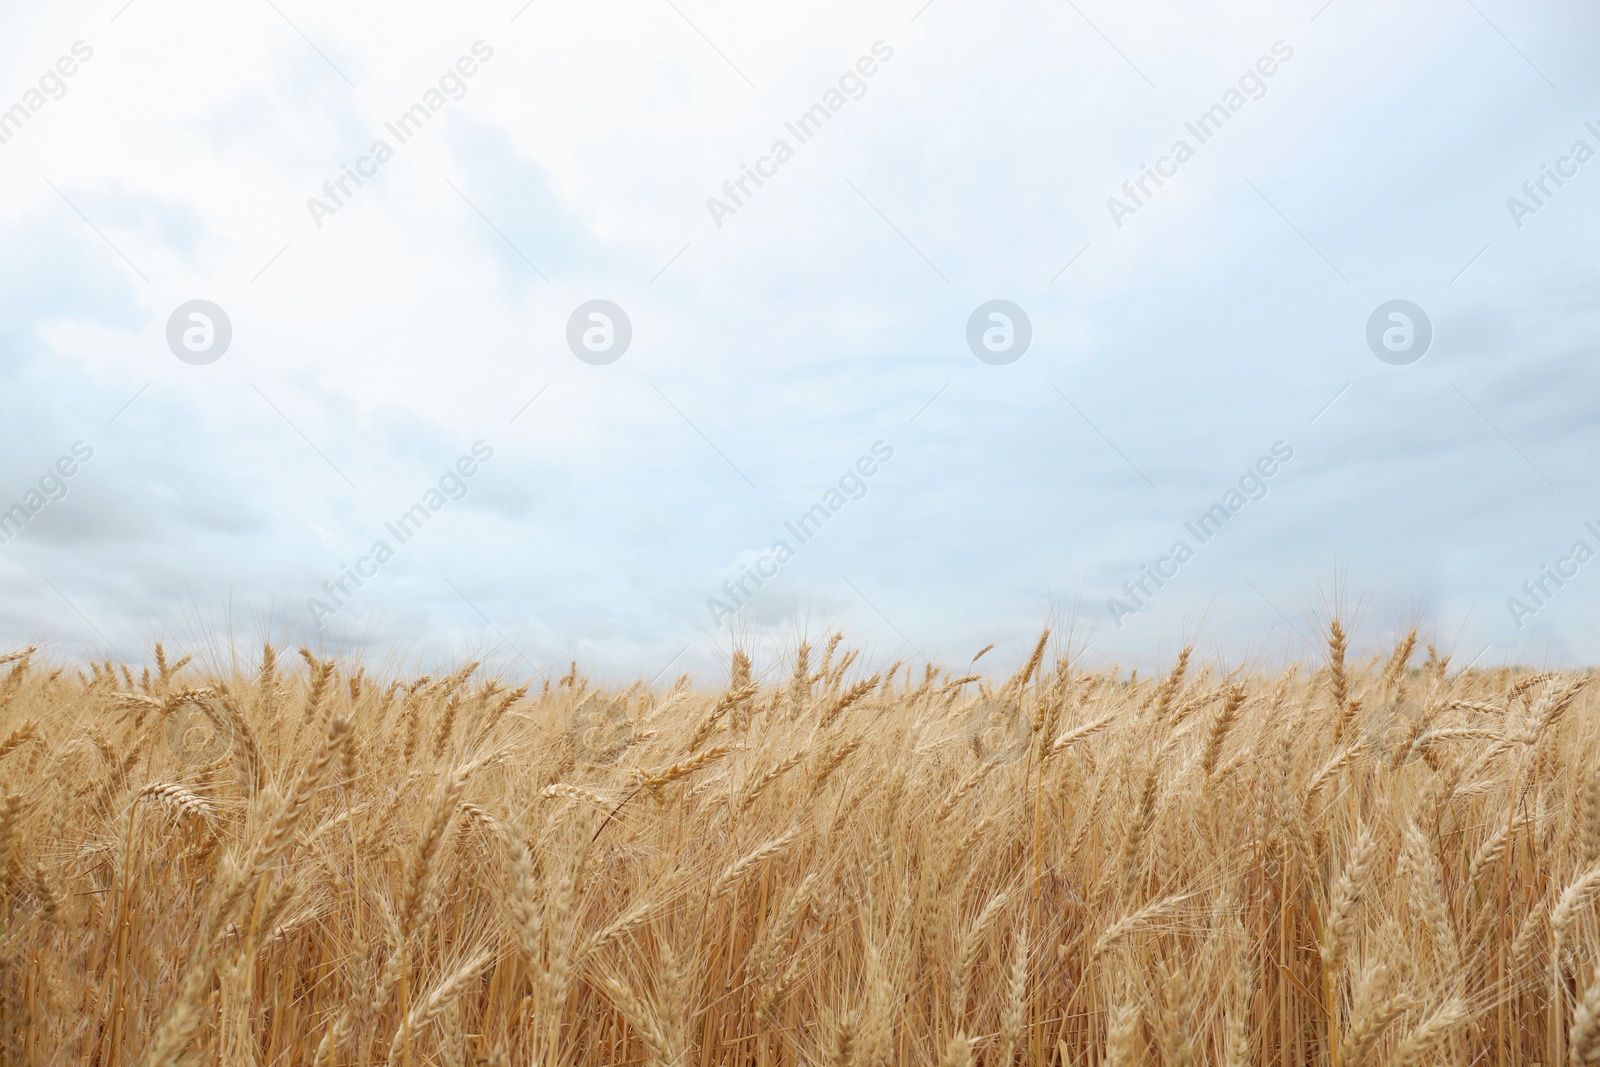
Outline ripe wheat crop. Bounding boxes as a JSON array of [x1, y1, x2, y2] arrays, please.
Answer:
[[1, 630, 1599, 1065]]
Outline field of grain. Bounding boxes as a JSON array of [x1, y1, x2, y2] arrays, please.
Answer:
[[0, 629, 1598, 1066]]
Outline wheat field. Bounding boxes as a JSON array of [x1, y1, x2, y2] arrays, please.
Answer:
[[0, 629, 1598, 1066]]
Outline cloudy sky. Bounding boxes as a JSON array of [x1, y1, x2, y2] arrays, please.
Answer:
[[2, 0, 1599, 681]]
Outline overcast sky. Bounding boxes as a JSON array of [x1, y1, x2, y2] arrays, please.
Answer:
[[2, 0, 1599, 682]]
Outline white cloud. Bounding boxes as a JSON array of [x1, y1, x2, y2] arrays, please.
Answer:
[[3, 0, 1600, 678]]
